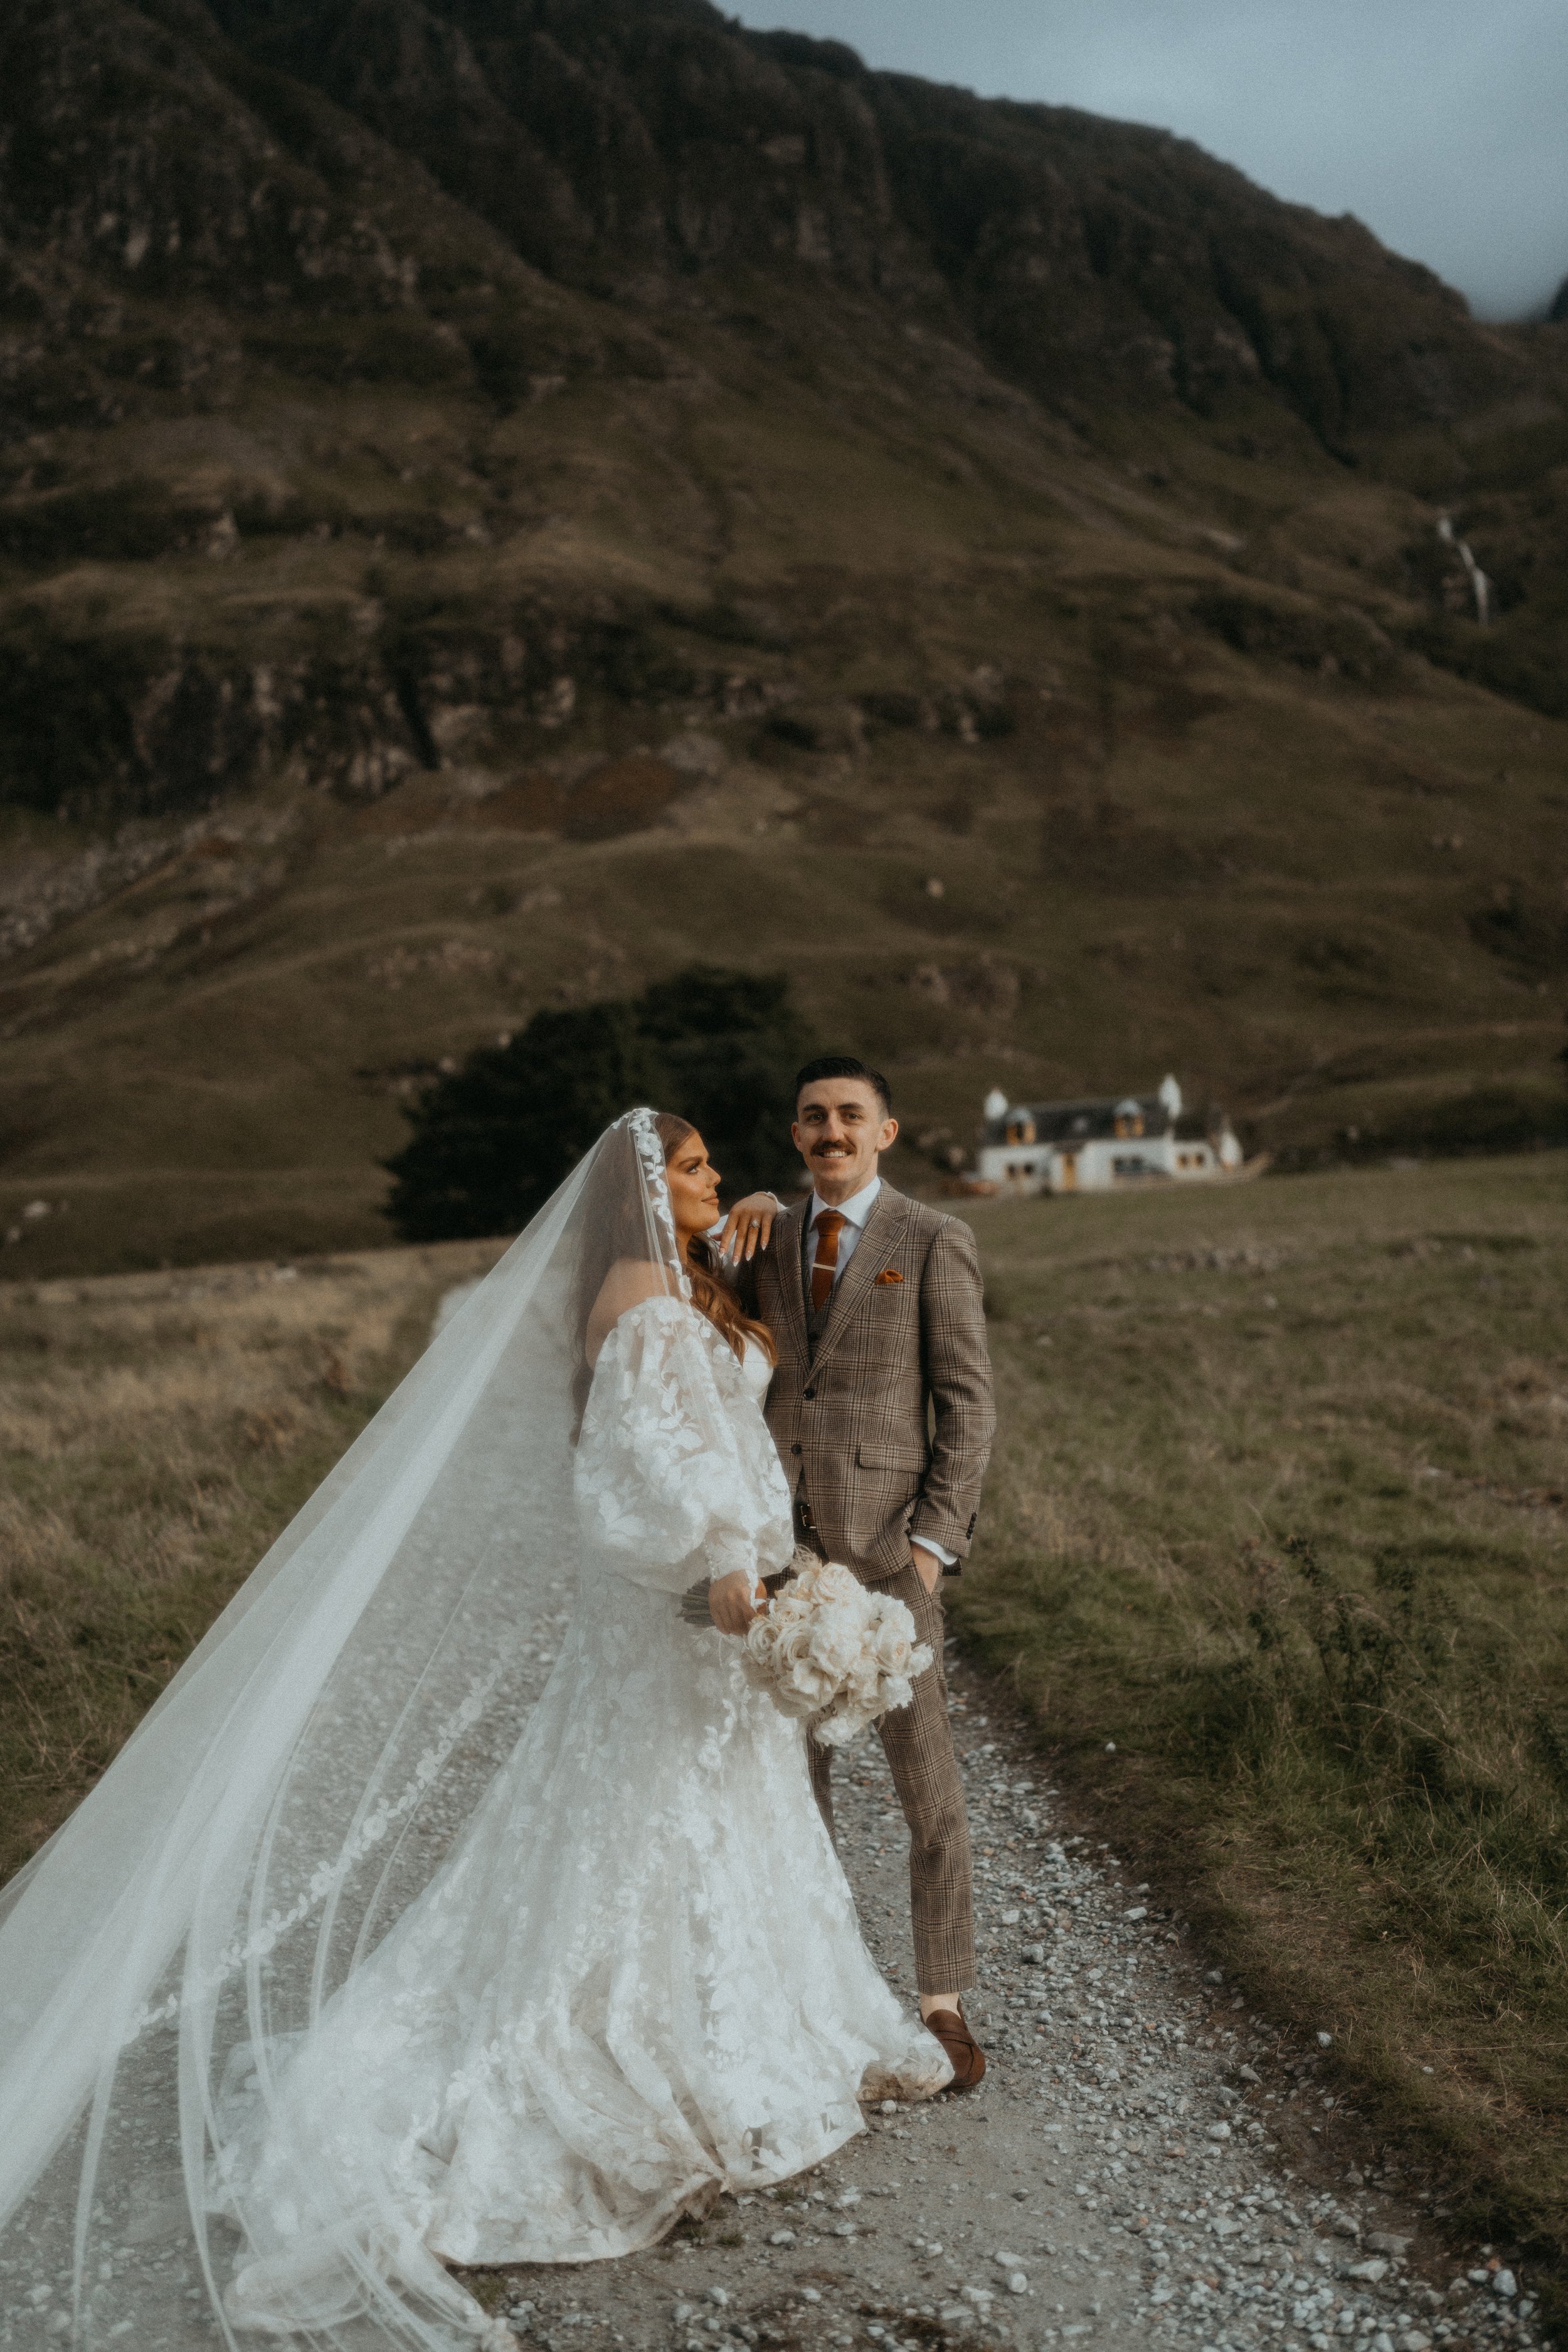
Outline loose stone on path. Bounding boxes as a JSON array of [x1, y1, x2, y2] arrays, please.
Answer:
[[450, 1643, 1547, 2352]]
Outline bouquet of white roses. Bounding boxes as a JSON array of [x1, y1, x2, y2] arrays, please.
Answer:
[[735, 1554, 933, 1749]]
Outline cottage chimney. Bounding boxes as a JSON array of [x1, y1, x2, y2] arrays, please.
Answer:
[[983, 1088, 1009, 1121]]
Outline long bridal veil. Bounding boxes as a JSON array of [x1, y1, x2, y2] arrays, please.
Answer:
[[0, 1111, 718, 2352]]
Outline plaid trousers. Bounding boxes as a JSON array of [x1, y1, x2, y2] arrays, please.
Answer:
[[798, 1546, 976, 1994]]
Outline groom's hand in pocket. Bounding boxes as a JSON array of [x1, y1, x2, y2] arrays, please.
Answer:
[[910, 1544, 942, 1596], [709, 1571, 764, 1634]]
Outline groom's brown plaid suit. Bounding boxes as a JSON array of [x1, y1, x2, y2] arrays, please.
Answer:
[[737, 1184, 994, 1992]]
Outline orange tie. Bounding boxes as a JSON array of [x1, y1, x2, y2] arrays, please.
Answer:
[[810, 1210, 847, 1314]]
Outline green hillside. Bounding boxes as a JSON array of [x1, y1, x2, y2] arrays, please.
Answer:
[[1, 0, 1565, 1274]]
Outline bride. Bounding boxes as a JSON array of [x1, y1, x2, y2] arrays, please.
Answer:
[[0, 1111, 948, 2352]]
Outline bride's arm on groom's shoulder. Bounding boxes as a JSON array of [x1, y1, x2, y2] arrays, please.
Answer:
[[712, 1192, 781, 1266], [709, 1193, 782, 1320]]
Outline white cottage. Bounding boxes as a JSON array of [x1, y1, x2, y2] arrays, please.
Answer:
[[972, 1077, 1244, 1196]]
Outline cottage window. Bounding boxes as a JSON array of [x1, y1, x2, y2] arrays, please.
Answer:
[[1005, 1115, 1037, 1145]]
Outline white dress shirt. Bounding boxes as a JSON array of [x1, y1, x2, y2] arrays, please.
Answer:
[[806, 1174, 881, 1283]]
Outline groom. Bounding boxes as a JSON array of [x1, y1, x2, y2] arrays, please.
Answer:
[[713, 1057, 995, 2087]]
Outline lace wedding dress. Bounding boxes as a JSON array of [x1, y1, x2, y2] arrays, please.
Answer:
[[0, 1115, 947, 2352], [215, 1303, 949, 2329]]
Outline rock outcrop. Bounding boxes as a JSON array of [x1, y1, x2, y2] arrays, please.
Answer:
[[3, 0, 1566, 825], [0, 0, 1565, 1264]]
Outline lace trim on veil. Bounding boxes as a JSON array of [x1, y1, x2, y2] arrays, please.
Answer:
[[124, 1665, 507, 2046], [622, 1106, 691, 1300]]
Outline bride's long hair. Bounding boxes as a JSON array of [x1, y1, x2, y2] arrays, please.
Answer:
[[654, 1113, 778, 1369], [569, 1113, 776, 1431]]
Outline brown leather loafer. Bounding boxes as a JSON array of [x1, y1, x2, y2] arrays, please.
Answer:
[[923, 2006, 986, 2089]]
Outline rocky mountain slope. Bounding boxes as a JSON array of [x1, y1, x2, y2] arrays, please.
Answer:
[[1, 0, 1566, 1272]]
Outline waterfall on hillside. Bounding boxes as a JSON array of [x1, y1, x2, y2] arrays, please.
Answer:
[[1438, 514, 1493, 625]]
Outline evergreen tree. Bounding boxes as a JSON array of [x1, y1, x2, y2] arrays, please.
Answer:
[[383, 967, 813, 1241], [636, 964, 815, 1205], [383, 1001, 654, 1241]]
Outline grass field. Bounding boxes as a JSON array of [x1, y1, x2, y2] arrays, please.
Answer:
[[955, 1150, 1568, 2259], [3, 1155, 1567, 2265], [0, 1236, 502, 1885]]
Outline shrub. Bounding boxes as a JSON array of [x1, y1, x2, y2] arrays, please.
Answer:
[[1192, 588, 1402, 687], [1363, 1086, 1568, 1160], [1466, 884, 1568, 980], [1407, 610, 1568, 720], [383, 966, 815, 1240]]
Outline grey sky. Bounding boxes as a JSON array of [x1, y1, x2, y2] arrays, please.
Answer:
[[729, 0, 1568, 320]]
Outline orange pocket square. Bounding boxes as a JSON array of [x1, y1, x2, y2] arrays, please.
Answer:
[[874, 1269, 904, 1285]]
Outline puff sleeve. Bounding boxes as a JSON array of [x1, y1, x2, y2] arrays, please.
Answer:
[[573, 1296, 793, 1592]]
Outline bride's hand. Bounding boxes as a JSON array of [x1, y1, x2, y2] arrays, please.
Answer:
[[716, 1192, 778, 1262], [709, 1570, 765, 1634]]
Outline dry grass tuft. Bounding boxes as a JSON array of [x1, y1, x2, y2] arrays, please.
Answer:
[[0, 1239, 502, 1884]]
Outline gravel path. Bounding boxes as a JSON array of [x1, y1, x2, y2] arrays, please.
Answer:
[[471, 1641, 1547, 2352]]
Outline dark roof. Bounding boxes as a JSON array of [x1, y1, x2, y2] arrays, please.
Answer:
[[983, 1094, 1173, 1147]]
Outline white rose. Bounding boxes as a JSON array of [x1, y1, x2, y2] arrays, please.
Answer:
[[776, 1620, 820, 1674], [783, 1646, 835, 1705], [811, 1705, 862, 1749], [808, 1562, 862, 1608], [871, 1621, 913, 1677], [806, 1613, 863, 1682]]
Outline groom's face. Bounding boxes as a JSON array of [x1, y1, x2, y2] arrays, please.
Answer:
[[792, 1079, 898, 1200]]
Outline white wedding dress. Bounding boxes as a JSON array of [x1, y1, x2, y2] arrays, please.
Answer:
[[0, 1115, 949, 2352], [213, 1296, 950, 2332]]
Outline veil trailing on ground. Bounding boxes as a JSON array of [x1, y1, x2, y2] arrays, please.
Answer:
[[0, 1111, 724, 2352]]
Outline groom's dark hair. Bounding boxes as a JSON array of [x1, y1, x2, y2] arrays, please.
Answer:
[[795, 1055, 893, 1118]]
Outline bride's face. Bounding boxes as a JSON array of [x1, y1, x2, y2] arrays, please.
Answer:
[[664, 1132, 722, 1240]]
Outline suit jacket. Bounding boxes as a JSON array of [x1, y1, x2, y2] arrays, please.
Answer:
[[736, 1184, 995, 1583]]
